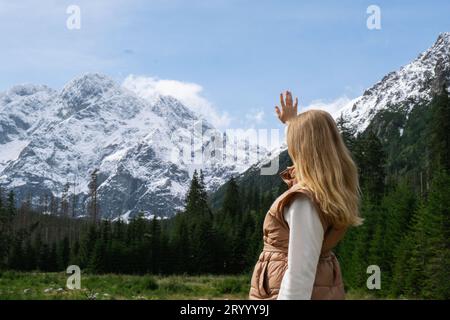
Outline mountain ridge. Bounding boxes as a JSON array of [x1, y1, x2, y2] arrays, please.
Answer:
[[339, 32, 450, 132]]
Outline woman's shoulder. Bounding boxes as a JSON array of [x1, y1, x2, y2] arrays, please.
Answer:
[[283, 186, 329, 231], [277, 184, 317, 208], [288, 192, 315, 209], [284, 191, 320, 219], [282, 193, 327, 236]]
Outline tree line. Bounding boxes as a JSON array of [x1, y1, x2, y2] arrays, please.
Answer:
[[0, 170, 269, 276]]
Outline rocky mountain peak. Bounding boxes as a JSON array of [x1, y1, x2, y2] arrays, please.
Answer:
[[59, 73, 118, 112], [339, 33, 450, 132]]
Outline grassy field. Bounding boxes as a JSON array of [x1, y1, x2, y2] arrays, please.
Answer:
[[0, 271, 378, 300], [0, 271, 252, 300]]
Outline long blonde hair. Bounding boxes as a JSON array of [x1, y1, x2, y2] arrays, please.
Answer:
[[286, 110, 362, 227]]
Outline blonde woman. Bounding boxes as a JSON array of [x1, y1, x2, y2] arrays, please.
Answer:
[[249, 91, 361, 300]]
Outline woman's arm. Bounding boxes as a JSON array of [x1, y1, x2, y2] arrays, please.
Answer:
[[277, 195, 324, 300]]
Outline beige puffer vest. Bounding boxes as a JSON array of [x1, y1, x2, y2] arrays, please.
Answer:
[[249, 166, 347, 300]]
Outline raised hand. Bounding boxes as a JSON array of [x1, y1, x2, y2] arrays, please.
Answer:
[[275, 91, 298, 124]]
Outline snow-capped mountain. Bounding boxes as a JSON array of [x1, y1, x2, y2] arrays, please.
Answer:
[[339, 32, 450, 132], [0, 74, 266, 218]]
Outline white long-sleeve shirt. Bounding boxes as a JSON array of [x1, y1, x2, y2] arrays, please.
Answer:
[[277, 195, 324, 300]]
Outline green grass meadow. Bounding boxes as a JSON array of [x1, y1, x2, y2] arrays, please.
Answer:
[[0, 271, 251, 300], [0, 271, 380, 300]]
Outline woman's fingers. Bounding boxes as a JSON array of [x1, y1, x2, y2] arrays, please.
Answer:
[[280, 93, 286, 109], [275, 106, 281, 116], [275, 106, 284, 122], [285, 91, 293, 106]]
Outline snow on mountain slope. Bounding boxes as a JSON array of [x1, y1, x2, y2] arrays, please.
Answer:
[[339, 32, 450, 132], [0, 73, 266, 218], [0, 84, 58, 171]]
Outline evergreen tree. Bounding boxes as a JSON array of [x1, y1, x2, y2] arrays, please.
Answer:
[[60, 182, 70, 216], [221, 177, 241, 222], [421, 171, 450, 299], [23, 239, 36, 271], [429, 86, 450, 173], [159, 231, 172, 274], [179, 171, 217, 273], [381, 183, 417, 291], [216, 177, 245, 273], [403, 201, 430, 297], [190, 218, 216, 274], [1, 192, 17, 269], [390, 232, 413, 297], [89, 237, 106, 273], [70, 240, 80, 266], [185, 170, 212, 221], [38, 243, 50, 271], [57, 236, 70, 271], [354, 132, 386, 200], [198, 170, 209, 205], [171, 212, 191, 273], [79, 225, 97, 268], [6, 190, 16, 220], [218, 218, 256, 273], [49, 242, 58, 271], [127, 213, 151, 274], [336, 114, 357, 152], [341, 196, 374, 289], [88, 169, 99, 223], [9, 233, 25, 270], [89, 220, 113, 273], [150, 217, 162, 273]]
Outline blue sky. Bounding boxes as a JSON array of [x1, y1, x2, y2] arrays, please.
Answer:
[[1, 0, 449, 130]]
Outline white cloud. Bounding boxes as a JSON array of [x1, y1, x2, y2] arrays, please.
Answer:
[[302, 96, 354, 118], [122, 74, 230, 128], [245, 109, 265, 124]]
